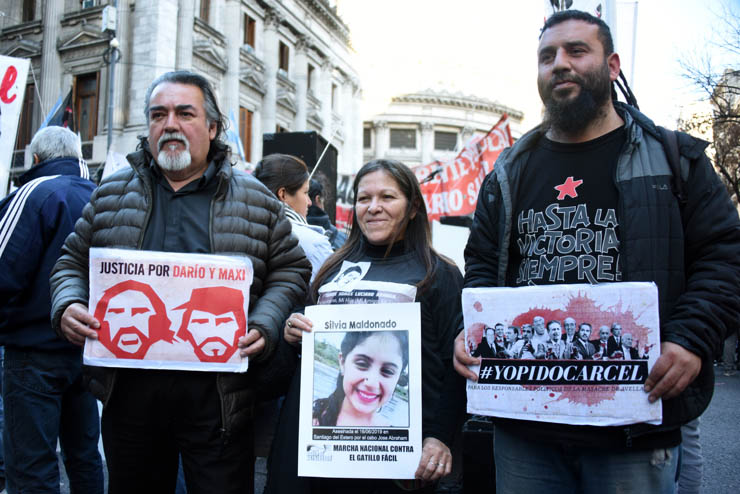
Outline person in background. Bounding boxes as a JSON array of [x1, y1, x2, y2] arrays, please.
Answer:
[[0, 126, 103, 493], [254, 154, 333, 281], [307, 177, 347, 250]]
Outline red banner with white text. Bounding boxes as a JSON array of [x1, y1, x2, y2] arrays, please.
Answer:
[[333, 114, 513, 230], [413, 114, 512, 222]]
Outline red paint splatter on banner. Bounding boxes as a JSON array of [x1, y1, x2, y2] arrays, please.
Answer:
[[473, 301, 483, 312], [467, 322, 486, 351], [494, 395, 498, 399], [513, 291, 651, 406]]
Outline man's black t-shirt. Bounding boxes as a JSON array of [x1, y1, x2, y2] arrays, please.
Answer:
[[501, 126, 680, 450], [508, 126, 626, 286]]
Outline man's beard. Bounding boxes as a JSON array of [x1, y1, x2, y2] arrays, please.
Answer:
[[157, 132, 192, 171], [539, 61, 612, 135]]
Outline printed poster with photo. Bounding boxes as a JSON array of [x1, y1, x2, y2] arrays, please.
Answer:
[[463, 283, 662, 426], [317, 261, 417, 305], [298, 303, 422, 479], [86, 248, 253, 372]]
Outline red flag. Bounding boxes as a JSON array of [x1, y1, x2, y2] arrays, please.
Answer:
[[333, 115, 513, 230], [414, 114, 512, 221]]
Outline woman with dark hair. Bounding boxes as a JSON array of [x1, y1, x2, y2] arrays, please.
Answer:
[[254, 153, 333, 281], [267, 159, 465, 493], [313, 331, 409, 427]]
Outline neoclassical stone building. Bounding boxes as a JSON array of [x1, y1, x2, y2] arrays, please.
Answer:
[[0, 0, 362, 187], [363, 89, 524, 168]]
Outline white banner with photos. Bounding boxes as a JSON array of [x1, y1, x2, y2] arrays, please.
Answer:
[[463, 282, 662, 426]]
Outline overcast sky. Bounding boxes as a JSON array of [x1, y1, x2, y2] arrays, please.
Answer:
[[337, 0, 739, 131]]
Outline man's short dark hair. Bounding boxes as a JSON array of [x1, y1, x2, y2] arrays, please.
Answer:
[[540, 10, 614, 56], [309, 178, 323, 201]]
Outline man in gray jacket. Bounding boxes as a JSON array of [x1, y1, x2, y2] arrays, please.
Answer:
[[50, 71, 310, 493]]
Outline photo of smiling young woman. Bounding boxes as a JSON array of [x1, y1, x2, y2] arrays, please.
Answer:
[[312, 331, 410, 428]]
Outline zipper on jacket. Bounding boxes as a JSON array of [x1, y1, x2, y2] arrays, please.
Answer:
[[216, 374, 230, 442]]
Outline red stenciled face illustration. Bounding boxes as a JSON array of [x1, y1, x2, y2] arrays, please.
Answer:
[[94, 280, 173, 359], [175, 287, 247, 363]]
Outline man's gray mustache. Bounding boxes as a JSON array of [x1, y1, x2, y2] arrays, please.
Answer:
[[158, 133, 189, 151]]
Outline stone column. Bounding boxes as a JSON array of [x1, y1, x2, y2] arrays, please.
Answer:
[[352, 81, 363, 172], [420, 121, 434, 164], [208, 0, 225, 32], [176, 0, 195, 70], [109, 0, 131, 148], [261, 9, 280, 135], [320, 59, 334, 138], [251, 107, 262, 161], [341, 76, 353, 168], [373, 120, 388, 159], [40, 0, 63, 116], [221, 0, 240, 122], [461, 125, 475, 145], [127, 0, 179, 129], [293, 35, 309, 131]]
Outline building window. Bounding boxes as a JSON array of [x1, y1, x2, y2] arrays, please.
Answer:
[[199, 0, 210, 24], [81, 0, 100, 9], [15, 84, 35, 152], [363, 128, 372, 149], [239, 106, 252, 162], [278, 41, 289, 72], [75, 72, 99, 143], [22, 0, 35, 21], [390, 129, 416, 149], [331, 83, 337, 110], [434, 131, 457, 151], [307, 64, 315, 92], [243, 14, 256, 47]]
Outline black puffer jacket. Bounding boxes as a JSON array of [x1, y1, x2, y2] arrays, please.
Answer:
[[50, 148, 311, 433], [464, 103, 740, 439]]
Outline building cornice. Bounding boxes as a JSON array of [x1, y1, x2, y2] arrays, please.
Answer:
[[0, 19, 42, 41], [61, 5, 106, 27], [392, 90, 524, 121], [298, 0, 350, 46]]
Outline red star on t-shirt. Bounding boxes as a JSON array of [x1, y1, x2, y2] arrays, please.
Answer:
[[554, 176, 583, 200]]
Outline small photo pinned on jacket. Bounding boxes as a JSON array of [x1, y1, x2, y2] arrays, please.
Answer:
[[325, 261, 371, 290]]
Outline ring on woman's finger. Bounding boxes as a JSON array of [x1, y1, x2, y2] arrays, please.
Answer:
[[287, 320, 293, 328], [428, 460, 437, 466], [437, 463, 446, 468]]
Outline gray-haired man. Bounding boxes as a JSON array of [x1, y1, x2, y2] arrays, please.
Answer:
[[50, 71, 310, 493]]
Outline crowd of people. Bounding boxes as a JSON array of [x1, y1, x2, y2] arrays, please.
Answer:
[[0, 9, 739, 494], [471, 319, 650, 360]]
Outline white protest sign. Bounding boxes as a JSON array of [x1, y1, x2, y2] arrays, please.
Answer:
[[463, 282, 662, 426], [298, 303, 422, 479], [0, 56, 30, 198], [86, 248, 253, 372]]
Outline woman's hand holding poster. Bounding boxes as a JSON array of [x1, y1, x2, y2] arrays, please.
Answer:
[[298, 303, 422, 479], [86, 248, 253, 372], [462, 283, 662, 426]]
